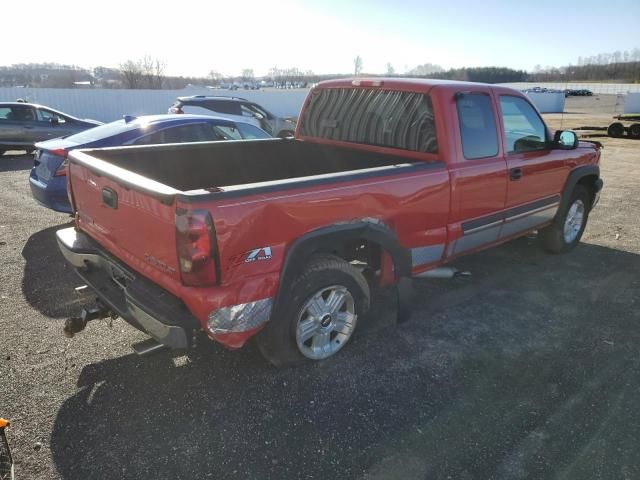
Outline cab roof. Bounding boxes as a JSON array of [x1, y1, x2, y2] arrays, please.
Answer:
[[316, 77, 489, 92]]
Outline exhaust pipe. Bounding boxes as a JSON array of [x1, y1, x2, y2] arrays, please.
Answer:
[[416, 267, 471, 279]]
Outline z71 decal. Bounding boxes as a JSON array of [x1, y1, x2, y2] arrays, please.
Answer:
[[244, 247, 273, 263]]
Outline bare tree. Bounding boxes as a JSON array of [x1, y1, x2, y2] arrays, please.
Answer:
[[354, 55, 363, 76], [386, 62, 395, 75], [120, 56, 166, 89], [241, 68, 255, 82], [120, 60, 144, 89]]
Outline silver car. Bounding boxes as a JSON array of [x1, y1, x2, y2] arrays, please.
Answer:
[[0, 101, 102, 155], [168, 96, 297, 138]]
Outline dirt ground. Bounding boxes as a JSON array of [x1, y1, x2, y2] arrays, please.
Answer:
[[1, 94, 639, 479]]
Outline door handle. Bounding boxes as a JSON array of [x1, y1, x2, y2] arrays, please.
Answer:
[[510, 168, 523, 181]]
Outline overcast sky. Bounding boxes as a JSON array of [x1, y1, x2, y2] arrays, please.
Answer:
[[4, 0, 639, 77]]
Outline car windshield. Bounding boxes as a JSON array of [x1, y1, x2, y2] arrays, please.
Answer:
[[64, 119, 136, 144]]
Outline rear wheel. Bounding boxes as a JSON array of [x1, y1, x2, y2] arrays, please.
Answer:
[[629, 123, 640, 140], [607, 122, 625, 138], [539, 185, 590, 253], [255, 254, 370, 367]]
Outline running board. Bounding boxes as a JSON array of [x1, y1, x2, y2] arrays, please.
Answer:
[[132, 338, 166, 356]]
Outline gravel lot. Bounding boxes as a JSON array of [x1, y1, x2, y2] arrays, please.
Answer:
[[1, 96, 639, 479]]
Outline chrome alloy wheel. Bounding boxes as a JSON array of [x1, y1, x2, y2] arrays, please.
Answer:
[[563, 199, 585, 243], [295, 285, 357, 360]]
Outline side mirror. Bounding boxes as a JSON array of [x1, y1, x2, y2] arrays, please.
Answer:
[[49, 117, 59, 126], [554, 130, 578, 149]]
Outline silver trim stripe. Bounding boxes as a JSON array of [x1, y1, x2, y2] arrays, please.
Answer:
[[411, 244, 445, 267]]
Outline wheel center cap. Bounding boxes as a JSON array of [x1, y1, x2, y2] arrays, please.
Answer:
[[320, 314, 332, 327]]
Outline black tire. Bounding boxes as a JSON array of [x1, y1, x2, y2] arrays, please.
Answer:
[[539, 185, 591, 254], [607, 122, 625, 138], [255, 254, 370, 367], [629, 123, 640, 140]]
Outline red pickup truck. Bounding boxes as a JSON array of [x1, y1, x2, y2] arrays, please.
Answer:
[[57, 78, 602, 366]]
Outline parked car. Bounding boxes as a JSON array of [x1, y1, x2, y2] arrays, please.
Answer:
[[30, 114, 270, 213], [58, 78, 602, 367], [168, 95, 297, 138], [0, 101, 101, 155]]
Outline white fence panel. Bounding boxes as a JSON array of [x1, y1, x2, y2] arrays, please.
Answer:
[[523, 91, 565, 113], [0, 87, 309, 122], [624, 93, 640, 113]]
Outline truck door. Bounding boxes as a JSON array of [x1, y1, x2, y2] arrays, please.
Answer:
[[447, 90, 508, 256], [497, 94, 569, 238]]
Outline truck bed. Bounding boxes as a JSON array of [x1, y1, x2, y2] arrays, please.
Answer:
[[88, 138, 412, 192]]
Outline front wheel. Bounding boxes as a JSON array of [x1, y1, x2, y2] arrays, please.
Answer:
[[255, 254, 370, 367], [539, 185, 590, 253]]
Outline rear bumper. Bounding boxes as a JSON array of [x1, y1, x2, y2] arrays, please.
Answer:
[[29, 174, 72, 213], [56, 227, 199, 349]]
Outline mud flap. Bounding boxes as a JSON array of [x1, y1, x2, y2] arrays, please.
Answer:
[[396, 277, 414, 324]]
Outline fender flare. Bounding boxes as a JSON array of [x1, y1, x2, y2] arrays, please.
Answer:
[[279, 220, 412, 289], [560, 165, 601, 212]]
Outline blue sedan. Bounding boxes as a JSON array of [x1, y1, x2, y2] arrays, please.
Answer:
[[29, 114, 270, 213]]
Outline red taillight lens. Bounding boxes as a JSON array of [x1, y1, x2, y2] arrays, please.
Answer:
[[52, 149, 69, 177], [176, 209, 218, 286]]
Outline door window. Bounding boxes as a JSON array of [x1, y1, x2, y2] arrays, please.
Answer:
[[455, 93, 499, 160], [2, 105, 36, 122], [499, 96, 547, 153], [36, 109, 66, 123]]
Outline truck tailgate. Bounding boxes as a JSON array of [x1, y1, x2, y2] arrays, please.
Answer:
[[68, 153, 182, 287]]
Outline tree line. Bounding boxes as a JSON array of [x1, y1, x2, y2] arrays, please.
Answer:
[[1, 49, 638, 89]]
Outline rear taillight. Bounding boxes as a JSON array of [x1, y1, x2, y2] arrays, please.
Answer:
[[176, 209, 218, 286], [52, 148, 69, 176]]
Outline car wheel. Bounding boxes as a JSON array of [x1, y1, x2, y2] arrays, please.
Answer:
[[255, 254, 370, 367], [607, 122, 625, 138], [539, 185, 590, 254], [629, 123, 640, 139]]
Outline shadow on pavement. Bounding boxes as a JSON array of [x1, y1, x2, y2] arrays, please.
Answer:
[[0, 153, 34, 173], [49, 241, 640, 479], [21, 223, 84, 319]]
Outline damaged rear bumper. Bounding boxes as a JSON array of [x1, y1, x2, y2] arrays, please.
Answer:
[[56, 227, 274, 350], [57, 227, 198, 349]]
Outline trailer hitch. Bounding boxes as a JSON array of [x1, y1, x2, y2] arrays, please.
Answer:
[[64, 300, 117, 338]]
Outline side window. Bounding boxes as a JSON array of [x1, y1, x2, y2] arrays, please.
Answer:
[[5, 106, 36, 122], [456, 93, 499, 160], [0, 107, 11, 120], [212, 125, 243, 140], [134, 124, 213, 145], [203, 101, 242, 115], [236, 123, 269, 139], [499, 96, 547, 153], [37, 109, 66, 123]]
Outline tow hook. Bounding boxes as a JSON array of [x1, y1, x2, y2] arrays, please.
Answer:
[[64, 301, 117, 338]]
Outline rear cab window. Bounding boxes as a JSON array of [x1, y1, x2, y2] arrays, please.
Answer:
[[455, 93, 499, 160], [299, 88, 438, 153]]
